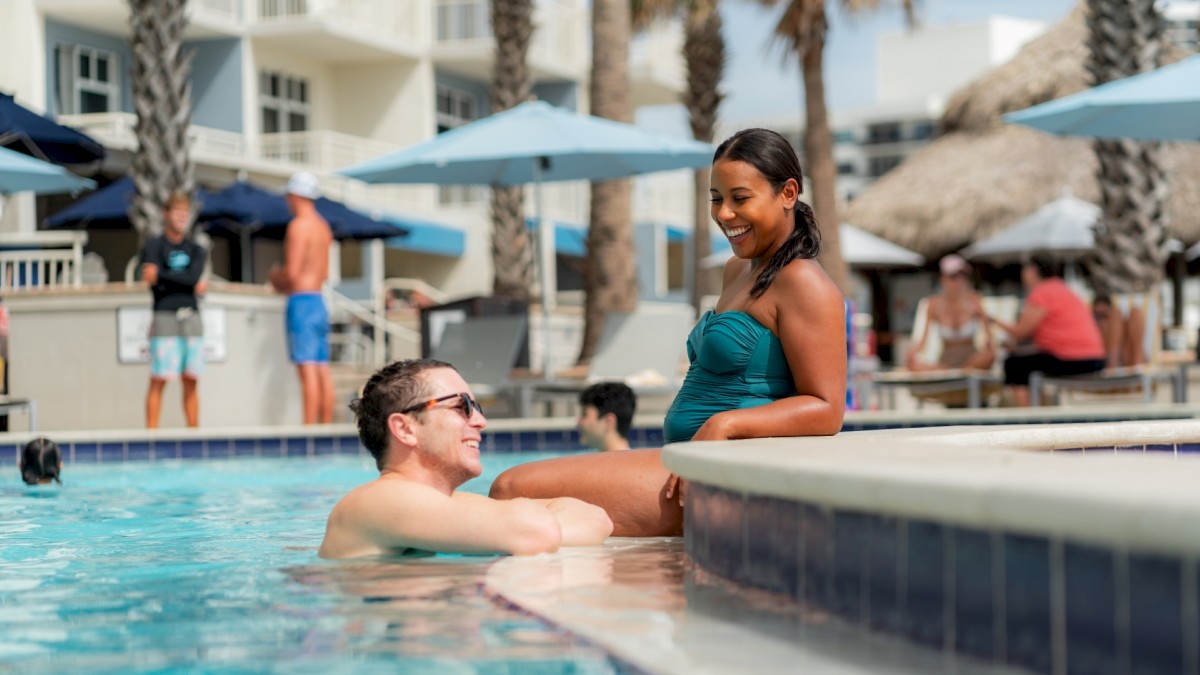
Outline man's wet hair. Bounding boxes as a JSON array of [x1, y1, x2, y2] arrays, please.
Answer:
[[21, 437, 61, 486], [579, 382, 637, 439], [351, 359, 456, 470]]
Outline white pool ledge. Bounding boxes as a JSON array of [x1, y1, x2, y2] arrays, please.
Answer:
[[662, 419, 1200, 557]]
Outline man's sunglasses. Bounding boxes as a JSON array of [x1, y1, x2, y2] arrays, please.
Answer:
[[399, 392, 484, 418]]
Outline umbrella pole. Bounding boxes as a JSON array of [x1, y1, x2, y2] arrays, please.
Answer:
[[534, 158, 554, 381], [240, 228, 252, 283]]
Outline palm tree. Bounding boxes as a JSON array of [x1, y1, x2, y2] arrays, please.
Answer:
[[633, 0, 727, 315], [757, 0, 916, 297], [578, 0, 637, 364], [489, 0, 536, 301], [1085, 0, 1170, 294], [128, 0, 194, 241]]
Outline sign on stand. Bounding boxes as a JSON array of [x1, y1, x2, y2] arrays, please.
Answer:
[[116, 306, 228, 364]]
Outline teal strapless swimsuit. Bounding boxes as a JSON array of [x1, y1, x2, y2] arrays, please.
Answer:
[[663, 310, 796, 443]]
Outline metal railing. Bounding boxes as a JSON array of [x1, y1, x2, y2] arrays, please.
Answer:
[[255, 130, 398, 174], [325, 284, 422, 366], [57, 113, 246, 162], [0, 231, 87, 292]]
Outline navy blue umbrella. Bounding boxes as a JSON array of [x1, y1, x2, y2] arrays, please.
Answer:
[[201, 180, 408, 241], [44, 176, 223, 229], [0, 92, 106, 165]]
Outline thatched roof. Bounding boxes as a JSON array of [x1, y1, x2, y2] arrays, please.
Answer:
[[844, 2, 1200, 261]]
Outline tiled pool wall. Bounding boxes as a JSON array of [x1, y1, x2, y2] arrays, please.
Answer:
[[0, 425, 667, 466], [686, 483, 1199, 675], [4, 405, 1191, 466]]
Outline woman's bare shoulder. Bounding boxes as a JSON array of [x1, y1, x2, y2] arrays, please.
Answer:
[[773, 258, 843, 307]]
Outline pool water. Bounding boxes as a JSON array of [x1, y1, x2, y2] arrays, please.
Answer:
[[0, 452, 633, 674]]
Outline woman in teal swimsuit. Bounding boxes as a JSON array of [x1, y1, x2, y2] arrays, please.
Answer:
[[490, 128, 847, 536]]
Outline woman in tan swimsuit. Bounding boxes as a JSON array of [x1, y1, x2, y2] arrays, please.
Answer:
[[905, 254, 995, 371]]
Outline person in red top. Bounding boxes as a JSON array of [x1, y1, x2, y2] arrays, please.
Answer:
[[988, 252, 1105, 406]]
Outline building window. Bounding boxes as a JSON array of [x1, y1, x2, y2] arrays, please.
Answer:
[[55, 44, 119, 115], [436, 84, 483, 205], [259, 70, 309, 134], [868, 155, 904, 178], [836, 162, 857, 176], [910, 121, 934, 141], [833, 129, 857, 144], [436, 84, 478, 134], [866, 122, 901, 145]]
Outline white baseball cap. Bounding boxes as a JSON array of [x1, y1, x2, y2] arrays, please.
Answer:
[[286, 172, 321, 200]]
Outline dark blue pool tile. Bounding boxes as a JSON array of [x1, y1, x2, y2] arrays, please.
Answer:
[[1005, 534, 1052, 674], [72, 442, 98, 463], [832, 510, 869, 624], [285, 437, 309, 458], [179, 439, 204, 459], [866, 515, 901, 633], [642, 427, 664, 448], [1115, 444, 1145, 452], [702, 487, 745, 583], [903, 520, 946, 648], [684, 482, 710, 562], [126, 441, 151, 462], [1064, 543, 1116, 675], [1144, 444, 1176, 453], [152, 439, 179, 460], [1080, 446, 1116, 453], [0, 443, 17, 465], [258, 437, 282, 458], [542, 429, 570, 449], [518, 431, 540, 452], [233, 438, 257, 457], [487, 432, 517, 453], [953, 527, 995, 661], [744, 496, 799, 597], [100, 442, 124, 463], [1129, 553, 1184, 675], [338, 435, 363, 455], [206, 438, 231, 459], [1176, 443, 1200, 454], [313, 436, 337, 456], [800, 502, 834, 611]]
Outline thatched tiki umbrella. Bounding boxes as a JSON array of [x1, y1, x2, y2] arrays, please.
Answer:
[[844, 3, 1200, 269]]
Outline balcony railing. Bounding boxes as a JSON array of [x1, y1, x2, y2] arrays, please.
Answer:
[[253, 0, 421, 45], [0, 232, 87, 292], [434, 0, 586, 74], [57, 113, 246, 163], [191, 0, 243, 25]]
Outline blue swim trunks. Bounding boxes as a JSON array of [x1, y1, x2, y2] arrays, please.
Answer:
[[286, 293, 330, 364]]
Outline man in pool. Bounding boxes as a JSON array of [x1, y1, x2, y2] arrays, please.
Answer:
[[318, 359, 613, 559], [576, 382, 636, 452]]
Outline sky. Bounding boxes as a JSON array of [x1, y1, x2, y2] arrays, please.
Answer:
[[639, 0, 1079, 133]]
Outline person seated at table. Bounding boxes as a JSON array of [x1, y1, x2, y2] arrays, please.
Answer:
[[988, 252, 1105, 407], [488, 128, 847, 536], [905, 254, 995, 372], [1093, 293, 1147, 369], [20, 437, 61, 486]]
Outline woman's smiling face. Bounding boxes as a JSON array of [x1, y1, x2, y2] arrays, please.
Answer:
[[709, 158, 798, 260]]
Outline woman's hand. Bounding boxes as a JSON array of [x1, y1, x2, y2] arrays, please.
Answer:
[[690, 412, 735, 442], [664, 473, 687, 507]]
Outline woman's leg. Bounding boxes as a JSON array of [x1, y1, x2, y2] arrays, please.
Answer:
[[489, 449, 683, 536]]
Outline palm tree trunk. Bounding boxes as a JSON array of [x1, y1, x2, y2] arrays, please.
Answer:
[[683, 0, 725, 314], [579, 0, 636, 365], [1085, 0, 1170, 294], [490, 0, 536, 301], [128, 0, 194, 242], [799, 19, 851, 297]]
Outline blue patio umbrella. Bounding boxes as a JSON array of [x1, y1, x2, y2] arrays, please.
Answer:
[[1004, 55, 1200, 142], [339, 100, 714, 375], [200, 181, 407, 241], [0, 92, 106, 165], [45, 176, 224, 229], [0, 145, 95, 195]]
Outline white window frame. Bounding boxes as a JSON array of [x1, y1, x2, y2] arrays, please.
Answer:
[[56, 44, 120, 115], [258, 69, 310, 134], [435, 84, 483, 205]]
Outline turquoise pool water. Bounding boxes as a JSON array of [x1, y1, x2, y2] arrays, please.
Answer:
[[0, 452, 632, 674]]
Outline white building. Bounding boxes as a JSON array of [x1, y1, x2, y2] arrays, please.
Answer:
[[0, 0, 691, 302], [1165, 0, 1200, 51]]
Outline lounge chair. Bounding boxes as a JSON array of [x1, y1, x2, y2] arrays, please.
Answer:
[[531, 304, 694, 411], [428, 314, 531, 414]]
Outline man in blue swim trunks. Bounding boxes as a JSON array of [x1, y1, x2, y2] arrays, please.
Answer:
[[269, 172, 335, 424], [141, 191, 208, 428]]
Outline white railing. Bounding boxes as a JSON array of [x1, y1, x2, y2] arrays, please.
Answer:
[[0, 231, 87, 292], [253, 0, 421, 45], [435, 0, 490, 42], [325, 284, 422, 366], [254, 130, 398, 175], [530, 1, 587, 75], [630, 21, 685, 91], [58, 113, 247, 163], [191, 0, 244, 26]]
